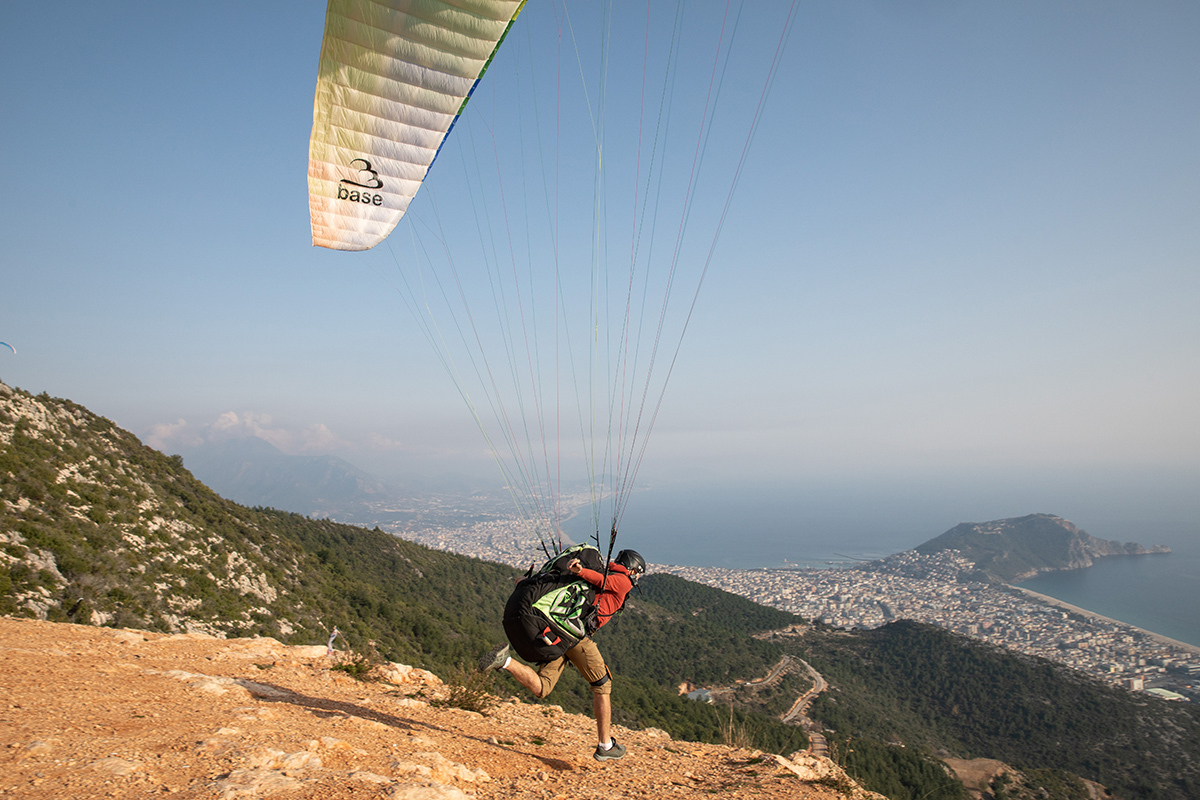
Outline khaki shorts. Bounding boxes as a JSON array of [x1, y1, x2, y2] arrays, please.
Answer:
[[536, 637, 611, 696]]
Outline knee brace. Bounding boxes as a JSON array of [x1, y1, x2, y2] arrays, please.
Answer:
[[589, 669, 612, 695]]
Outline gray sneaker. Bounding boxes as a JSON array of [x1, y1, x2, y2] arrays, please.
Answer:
[[478, 643, 510, 672], [593, 738, 626, 762]]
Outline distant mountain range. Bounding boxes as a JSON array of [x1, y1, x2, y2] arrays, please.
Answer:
[[914, 513, 1170, 582], [171, 437, 517, 528], [176, 436, 392, 517], [172, 436, 607, 531]]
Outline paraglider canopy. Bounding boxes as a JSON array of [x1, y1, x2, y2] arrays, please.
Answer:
[[308, 0, 527, 251]]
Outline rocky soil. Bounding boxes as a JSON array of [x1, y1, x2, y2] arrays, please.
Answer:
[[0, 618, 881, 800]]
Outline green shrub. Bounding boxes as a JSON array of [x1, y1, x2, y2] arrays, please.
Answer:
[[432, 664, 497, 713]]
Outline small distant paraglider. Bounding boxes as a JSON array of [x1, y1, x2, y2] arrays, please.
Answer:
[[0, 342, 14, 355]]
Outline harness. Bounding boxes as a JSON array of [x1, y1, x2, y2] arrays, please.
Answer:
[[502, 543, 613, 663]]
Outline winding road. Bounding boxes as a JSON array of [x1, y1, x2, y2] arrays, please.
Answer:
[[781, 656, 829, 755], [704, 645, 831, 756]]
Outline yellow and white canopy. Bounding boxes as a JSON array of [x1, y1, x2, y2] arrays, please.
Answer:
[[308, 0, 525, 251]]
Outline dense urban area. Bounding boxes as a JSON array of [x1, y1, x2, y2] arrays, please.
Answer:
[[377, 508, 1200, 703]]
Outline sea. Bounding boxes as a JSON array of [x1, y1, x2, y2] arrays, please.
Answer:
[[563, 483, 1200, 648]]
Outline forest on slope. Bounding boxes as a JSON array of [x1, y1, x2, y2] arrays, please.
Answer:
[[796, 621, 1200, 800]]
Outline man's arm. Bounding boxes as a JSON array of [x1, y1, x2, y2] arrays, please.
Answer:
[[569, 559, 631, 595], [568, 558, 605, 588]]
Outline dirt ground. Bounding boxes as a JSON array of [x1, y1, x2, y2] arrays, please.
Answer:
[[0, 618, 881, 800]]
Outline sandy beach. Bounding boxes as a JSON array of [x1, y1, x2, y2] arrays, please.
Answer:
[[1008, 584, 1200, 657]]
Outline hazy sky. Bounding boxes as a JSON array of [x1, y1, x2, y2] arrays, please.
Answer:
[[2, 2, 1198, 541]]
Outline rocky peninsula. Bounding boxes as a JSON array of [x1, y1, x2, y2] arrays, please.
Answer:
[[913, 513, 1170, 582]]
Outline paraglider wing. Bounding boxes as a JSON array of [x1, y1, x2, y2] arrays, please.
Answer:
[[0, 342, 14, 355], [308, 0, 526, 251]]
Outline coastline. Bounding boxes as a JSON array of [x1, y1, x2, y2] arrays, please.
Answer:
[[1008, 584, 1200, 657]]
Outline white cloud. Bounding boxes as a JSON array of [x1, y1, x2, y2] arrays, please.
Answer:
[[145, 411, 350, 455], [300, 423, 342, 452], [145, 419, 204, 451]]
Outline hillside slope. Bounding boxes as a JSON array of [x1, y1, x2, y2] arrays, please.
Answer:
[[0, 617, 881, 800], [0, 380, 804, 752], [0, 380, 521, 672]]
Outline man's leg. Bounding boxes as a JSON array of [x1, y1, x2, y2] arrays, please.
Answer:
[[564, 639, 624, 760], [495, 654, 566, 700], [481, 643, 565, 699], [594, 691, 611, 744], [503, 659, 547, 697]]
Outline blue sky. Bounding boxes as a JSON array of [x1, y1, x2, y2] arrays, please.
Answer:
[[2, 1, 1198, 543]]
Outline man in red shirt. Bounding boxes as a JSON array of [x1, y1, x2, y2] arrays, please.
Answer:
[[481, 549, 646, 762]]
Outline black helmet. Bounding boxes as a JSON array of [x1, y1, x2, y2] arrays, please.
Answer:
[[615, 549, 646, 580]]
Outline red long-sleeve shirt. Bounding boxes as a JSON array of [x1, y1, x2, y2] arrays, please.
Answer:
[[576, 562, 634, 629]]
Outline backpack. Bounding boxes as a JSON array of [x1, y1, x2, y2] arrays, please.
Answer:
[[502, 543, 606, 663]]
